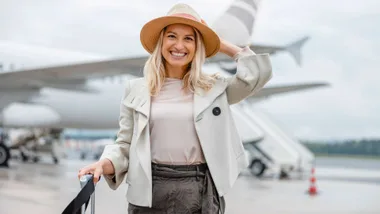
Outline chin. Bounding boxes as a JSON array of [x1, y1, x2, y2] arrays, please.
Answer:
[[168, 61, 188, 67]]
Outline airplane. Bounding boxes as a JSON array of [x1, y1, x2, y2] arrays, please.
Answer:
[[0, 0, 328, 177]]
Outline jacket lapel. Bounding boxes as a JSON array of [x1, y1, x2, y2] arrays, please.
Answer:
[[135, 85, 150, 119], [123, 79, 152, 181], [123, 79, 150, 138], [134, 82, 150, 139]]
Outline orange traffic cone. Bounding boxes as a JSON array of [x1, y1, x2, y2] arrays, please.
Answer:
[[307, 167, 318, 195]]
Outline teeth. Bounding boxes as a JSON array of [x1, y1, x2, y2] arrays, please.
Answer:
[[171, 52, 186, 57]]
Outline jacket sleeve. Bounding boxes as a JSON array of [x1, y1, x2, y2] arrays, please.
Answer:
[[225, 46, 273, 105], [99, 80, 133, 190]]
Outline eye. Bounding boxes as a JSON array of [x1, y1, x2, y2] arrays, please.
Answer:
[[167, 34, 176, 38], [185, 37, 194, 41]]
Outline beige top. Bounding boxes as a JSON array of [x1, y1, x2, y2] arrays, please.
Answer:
[[149, 78, 206, 165]]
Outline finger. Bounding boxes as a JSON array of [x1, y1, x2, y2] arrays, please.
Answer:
[[78, 166, 92, 179], [78, 170, 88, 180], [93, 167, 102, 184], [78, 169, 85, 179]]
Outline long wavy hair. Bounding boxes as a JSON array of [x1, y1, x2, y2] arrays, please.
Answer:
[[143, 26, 218, 96]]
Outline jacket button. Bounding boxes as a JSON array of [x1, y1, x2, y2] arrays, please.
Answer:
[[212, 107, 221, 116]]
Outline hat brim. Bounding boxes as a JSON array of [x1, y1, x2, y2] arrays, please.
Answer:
[[140, 16, 220, 58]]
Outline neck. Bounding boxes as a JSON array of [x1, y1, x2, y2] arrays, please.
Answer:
[[165, 63, 188, 79]]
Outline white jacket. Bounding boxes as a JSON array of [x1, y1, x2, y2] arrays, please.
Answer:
[[100, 47, 272, 207]]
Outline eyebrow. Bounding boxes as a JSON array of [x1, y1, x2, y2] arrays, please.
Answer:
[[166, 31, 195, 37]]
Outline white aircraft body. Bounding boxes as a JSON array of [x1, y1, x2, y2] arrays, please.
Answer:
[[0, 0, 326, 177]]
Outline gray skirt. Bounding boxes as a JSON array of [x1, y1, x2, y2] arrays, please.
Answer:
[[128, 162, 225, 214]]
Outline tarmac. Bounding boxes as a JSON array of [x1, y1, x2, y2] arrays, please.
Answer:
[[0, 157, 379, 214]]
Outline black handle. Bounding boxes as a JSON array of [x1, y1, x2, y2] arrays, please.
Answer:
[[62, 176, 95, 214]]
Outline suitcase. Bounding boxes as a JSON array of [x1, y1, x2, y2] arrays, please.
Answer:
[[62, 174, 98, 214]]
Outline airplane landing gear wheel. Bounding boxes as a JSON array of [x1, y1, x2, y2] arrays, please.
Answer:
[[279, 170, 290, 179], [249, 159, 266, 177], [0, 143, 10, 167], [32, 156, 40, 163], [21, 152, 29, 162], [53, 157, 59, 164]]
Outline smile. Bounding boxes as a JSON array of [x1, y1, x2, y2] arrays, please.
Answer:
[[170, 51, 187, 58]]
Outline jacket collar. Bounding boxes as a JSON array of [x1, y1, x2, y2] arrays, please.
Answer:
[[124, 78, 228, 119], [124, 79, 151, 118]]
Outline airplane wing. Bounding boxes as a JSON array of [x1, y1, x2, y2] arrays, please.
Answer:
[[251, 82, 329, 99], [0, 56, 149, 90]]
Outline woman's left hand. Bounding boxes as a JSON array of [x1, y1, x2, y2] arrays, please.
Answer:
[[218, 38, 242, 58]]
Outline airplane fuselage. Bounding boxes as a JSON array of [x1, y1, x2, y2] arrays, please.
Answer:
[[2, 79, 126, 129]]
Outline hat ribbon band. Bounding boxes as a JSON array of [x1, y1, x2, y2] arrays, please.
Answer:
[[169, 13, 200, 22]]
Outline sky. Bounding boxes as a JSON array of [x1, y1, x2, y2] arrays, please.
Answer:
[[0, 0, 379, 141]]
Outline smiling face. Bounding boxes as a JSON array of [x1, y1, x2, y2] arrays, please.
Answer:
[[161, 24, 196, 75]]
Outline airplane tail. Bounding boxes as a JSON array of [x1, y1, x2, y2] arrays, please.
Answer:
[[211, 0, 262, 46], [285, 36, 310, 66]]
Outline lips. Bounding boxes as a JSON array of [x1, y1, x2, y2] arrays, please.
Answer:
[[170, 51, 187, 58]]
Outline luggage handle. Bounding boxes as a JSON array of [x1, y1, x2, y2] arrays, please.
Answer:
[[62, 174, 100, 214], [80, 174, 96, 214]]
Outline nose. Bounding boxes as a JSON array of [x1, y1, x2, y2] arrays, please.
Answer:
[[174, 40, 185, 50]]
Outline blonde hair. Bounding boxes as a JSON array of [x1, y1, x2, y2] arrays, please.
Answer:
[[143, 26, 218, 96]]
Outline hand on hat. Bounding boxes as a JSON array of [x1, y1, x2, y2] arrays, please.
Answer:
[[218, 37, 242, 59]]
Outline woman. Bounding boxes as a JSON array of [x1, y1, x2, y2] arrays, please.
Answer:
[[78, 3, 272, 214]]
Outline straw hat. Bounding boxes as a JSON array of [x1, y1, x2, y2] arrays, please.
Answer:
[[140, 3, 220, 58]]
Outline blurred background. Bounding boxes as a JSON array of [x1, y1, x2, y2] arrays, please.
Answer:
[[0, 0, 379, 213]]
